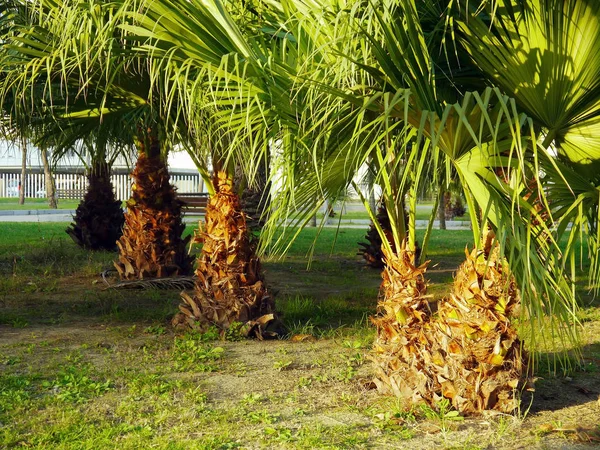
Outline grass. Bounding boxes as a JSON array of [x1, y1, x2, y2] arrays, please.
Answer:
[[0, 223, 599, 449], [0, 197, 81, 210], [317, 202, 470, 222]]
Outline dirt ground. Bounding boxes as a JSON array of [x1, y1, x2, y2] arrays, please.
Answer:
[[1, 260, 600, 449]]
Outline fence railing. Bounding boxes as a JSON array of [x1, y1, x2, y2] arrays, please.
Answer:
[[0, 169, 205, 201]]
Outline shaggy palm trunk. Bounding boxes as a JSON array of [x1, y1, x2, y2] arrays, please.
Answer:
[[66, 160, 124, 251], [114, 138, 193, 279], [371, 232, 526, 414], [173, 170, 274, 336]]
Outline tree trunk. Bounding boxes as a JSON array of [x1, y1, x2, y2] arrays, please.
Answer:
[[40, 147, 57, 208], [371, 233, 526, 415], [173, 170, 276, 338], [437, 190, 447, 230], [114, 133, 193, 279], [368, 188, 377, 216], [358, 201, 392, 268], [66, 160, 124, 250], [19, 136, 26, 205], [239, 153, 270, 232]]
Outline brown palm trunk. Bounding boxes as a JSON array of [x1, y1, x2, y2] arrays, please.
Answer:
[[371, 232, 526, 415], [114, 133, 193, 279], [438, 190, 447, 230], [173, 170, 275, 337], [66, 160, 124, 250]]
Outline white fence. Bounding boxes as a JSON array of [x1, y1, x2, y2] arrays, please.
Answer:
[[0, 170, 205, 200]]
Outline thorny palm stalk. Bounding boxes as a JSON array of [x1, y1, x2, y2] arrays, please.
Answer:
[[114, 133, 193, 279], [66, 159, 124, 251]]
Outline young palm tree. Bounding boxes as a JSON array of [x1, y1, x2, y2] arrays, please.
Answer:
[[255, 0, 577, 412], [0, 0, 193, 275], [64, 138, 127, 251], [118, 0, 284, 331]]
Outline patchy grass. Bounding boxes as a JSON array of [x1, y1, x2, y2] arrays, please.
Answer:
[[0, 223, 599, 449]]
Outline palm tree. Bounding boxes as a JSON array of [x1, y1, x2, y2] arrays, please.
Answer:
[[454, 0, 600, 292], [0, 0, 193, 274], [64, 138, 127, 251], [117, 0, 284, 332], [5, 0, 582, 412]]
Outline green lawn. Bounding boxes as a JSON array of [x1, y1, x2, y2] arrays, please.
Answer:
[[318, 202, 469, 222], [0, 223, 599, 449], [0, 197, 80, 210]]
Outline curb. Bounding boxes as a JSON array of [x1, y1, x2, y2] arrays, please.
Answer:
[[0, 209, 76, 216]]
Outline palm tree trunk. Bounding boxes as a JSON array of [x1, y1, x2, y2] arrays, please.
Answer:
[[173, 170, 275, 336], [240, 154, 270, 232], [18, 136, 26, 205], [114, 133, 193, 279], [371, 232, 526, 414], [40, 147, 57, 208], [66, 159, 124, 250], [358, 201, 392, 268], [438, 190, 447, 230]]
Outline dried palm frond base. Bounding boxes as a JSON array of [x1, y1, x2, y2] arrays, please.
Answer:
[[114, 153, 193, 279], [371, 235, 527, 415], [171, 171, 278, 339], [66, 163, 124, 251]]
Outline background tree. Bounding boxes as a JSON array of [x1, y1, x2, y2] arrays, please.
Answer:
[[39, 145, 56, 208], [62, 138, 128, 250]]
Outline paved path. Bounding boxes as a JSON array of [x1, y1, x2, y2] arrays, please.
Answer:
[[0, 209, 472, 229], [0, 209, 76, 222]]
